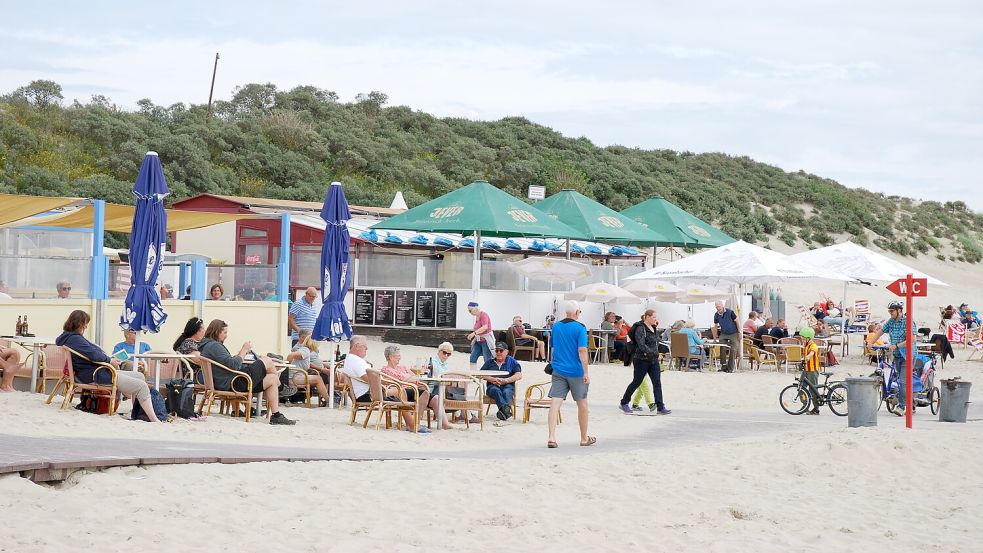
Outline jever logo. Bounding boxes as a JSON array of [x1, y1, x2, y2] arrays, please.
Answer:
[[430, 206, 465, 219], [598, 216, 623, 228], [506, 209, 537, 223], [688, 224, 711, 238]]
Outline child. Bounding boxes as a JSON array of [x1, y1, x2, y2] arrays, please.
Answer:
[[800, 327, 821, 414]]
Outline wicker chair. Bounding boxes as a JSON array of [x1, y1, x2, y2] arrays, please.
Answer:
[[363, 368, 419, 430], [747, 343, 779, 371], [44, 346, 119, 416], [196, 357, 282, 423], [340, 373, 376, 425], [522, 381, 560, 424], [504, 327, 535, 362], [669, 332, 704, 371], [442, 374, 485, 430]]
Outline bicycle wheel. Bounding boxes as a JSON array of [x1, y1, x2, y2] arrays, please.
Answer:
[[930, 386, 940, 416], [780, 384, 810, 415], [826, 384, 849, 417]]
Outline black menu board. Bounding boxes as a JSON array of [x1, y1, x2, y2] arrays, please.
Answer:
[[415, 291, 436, 327], [374, 290, 395, 325], [354, 289, 374, 325], [394, 290, 415, 326], [436, 291, 457, 328]]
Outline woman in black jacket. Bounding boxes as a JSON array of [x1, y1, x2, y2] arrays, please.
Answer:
[[197, 319, 295, 425], [619, 309, 671, 415]]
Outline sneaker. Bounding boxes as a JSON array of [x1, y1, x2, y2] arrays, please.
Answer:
[[620, 404, 632, 414], [269, 412, 296, 425], [657, 408, 672, 415], [502, 405, 512, 419], [496, 409, 507, 421], [806, 410, 819, 416], [630, 405, 643, 412], [648, 403, 658, 412]]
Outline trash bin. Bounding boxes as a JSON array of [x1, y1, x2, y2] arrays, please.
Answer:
[[939, 379, 972, 423], [846, 377, 879, 428]]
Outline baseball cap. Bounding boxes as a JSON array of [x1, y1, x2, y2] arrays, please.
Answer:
[[494, 341, 508, 350], [467, 301, 479, 307]]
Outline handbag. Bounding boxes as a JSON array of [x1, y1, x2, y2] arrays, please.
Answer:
[[544, 363, 553, 375], [445, 386, 466, 401]]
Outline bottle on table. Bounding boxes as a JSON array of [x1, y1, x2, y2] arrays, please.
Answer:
[[22, 316, 28, 335], [16, 316, 23, 336], [334, 344, 341, 362]]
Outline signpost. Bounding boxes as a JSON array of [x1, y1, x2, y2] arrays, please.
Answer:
[[886, 274, 927, 429]]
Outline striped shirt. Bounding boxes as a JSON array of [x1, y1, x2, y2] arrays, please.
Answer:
[[803, 341, 821, 372], [288, 298, 318, 340]]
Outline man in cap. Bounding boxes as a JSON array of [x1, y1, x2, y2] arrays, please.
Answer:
[[481, 341, 523, 420]]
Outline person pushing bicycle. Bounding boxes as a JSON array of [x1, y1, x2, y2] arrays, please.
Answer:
[[866, 301, 918, 415], [799, 327, 822, 414]]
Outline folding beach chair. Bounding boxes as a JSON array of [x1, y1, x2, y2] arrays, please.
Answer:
[[968, 337, 983, 362], [853, 300, 870, 324]]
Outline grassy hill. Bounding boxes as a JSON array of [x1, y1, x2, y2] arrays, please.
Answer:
[[1, 79, 980, 261]]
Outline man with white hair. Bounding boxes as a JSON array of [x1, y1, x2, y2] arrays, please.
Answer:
[[341, 335, 372, 403], [547, 300, 595, 448]]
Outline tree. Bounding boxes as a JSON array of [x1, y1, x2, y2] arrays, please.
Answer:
[[13, 80, 63, 109]]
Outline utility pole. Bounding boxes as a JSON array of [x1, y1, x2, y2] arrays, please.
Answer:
[[207, 52, 220, 117]]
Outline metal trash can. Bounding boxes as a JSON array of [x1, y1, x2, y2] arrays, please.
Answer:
[[939, 379, 972, 423], [846, 377, 879, 428]]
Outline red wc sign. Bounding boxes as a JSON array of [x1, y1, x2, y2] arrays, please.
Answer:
[[886, 277, 928, 297]]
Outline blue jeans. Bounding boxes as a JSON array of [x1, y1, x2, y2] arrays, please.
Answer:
[[470, 340, 492, 366], [486, 384, 514, 411], [621, 357, 664, 408], [894, 353, 907, 408]]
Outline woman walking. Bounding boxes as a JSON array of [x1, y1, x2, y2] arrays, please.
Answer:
[[620, 309, 671, 415]]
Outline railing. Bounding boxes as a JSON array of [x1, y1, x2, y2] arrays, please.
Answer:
[[0, 254, 91, 298]]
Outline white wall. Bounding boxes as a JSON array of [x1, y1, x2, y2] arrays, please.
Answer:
[[174, 221, 237, 262]]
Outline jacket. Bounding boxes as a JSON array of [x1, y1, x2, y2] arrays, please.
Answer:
[[55, 331, 112, 385], [198, 337, 244, 391], [631, 323, 661, 362]]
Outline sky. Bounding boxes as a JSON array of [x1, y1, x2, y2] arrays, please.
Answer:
[[2, 1, 981, 209]]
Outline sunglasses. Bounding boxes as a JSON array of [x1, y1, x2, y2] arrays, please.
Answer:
[[439, 350, 452, 356], [495, 348, 507, 352], [60, 287, 72, 291]]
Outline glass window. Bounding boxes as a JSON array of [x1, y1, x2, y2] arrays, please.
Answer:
[[357, 251, 417, 288], [420, 252, 472, 289], [240, 227, 267, 239], [291, 245, 321, 288]]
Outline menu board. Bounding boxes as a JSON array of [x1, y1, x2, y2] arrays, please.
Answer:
[[374, 290, 395, 326], [353, 289, 374, 325], [394, 290, 415, 326], [415, 291, 436, 327], [436, 291, 457, 328]]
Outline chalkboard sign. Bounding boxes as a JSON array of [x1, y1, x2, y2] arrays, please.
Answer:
[[436, 291, 457, 328], [415, 291, 436, 327], [394, 290, 415, 326], [374, 290, 395, 326], [354, 289, 374, 325]]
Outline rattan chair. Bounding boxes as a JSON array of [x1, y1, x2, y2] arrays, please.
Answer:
[[505, 328, 535, 361], [341, 373, 376, 425], [522, 381, 560, 424], [363, 368, 419, 430], [196, 357, 284, 423], [442, 374, 485, 430], [670, 332, 704, 371], [44, 345, 119, 416]]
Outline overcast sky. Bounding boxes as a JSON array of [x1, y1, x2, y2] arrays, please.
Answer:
[[2, 1, 980, 209]]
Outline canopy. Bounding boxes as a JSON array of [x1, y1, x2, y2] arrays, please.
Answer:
[[534, 189, 671, 245], [371, 180, 584, 239], [673, 284, 732, 304], [0, 194, 84, 226], [790, 241, 948, 286], [624, 240, 854, 286], [565, 281, 642, 305], [509, 257, 592, 283], [22, 204, 260, 232], [313, 181, 354, 342], [621, 196, 735, 248], [119, 152, 168, 333], [620, 280, 682, 300]]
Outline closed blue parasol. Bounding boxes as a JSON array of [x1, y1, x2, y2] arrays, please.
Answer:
[[120, 152, 168, 332], [313, 181, 353, 342]]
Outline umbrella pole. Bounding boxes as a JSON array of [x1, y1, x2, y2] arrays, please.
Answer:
[[474, 230, 481, 261], [566, 238, 571, 260]]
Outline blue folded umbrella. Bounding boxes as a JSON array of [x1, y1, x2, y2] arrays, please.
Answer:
[[609, 246, 624, 255], [433, 236, 454, 247], [359, 229, 379, 242], [528, 240, 545, 252], [482, 240, 501, 249], [586, 244, 603, 254], [505, 239, 522, 250], [571, 243, 586, 254], [460, 238, 474, 248], [410, 234, 429, 245], [544, 241, 561, 251], [621, 246, 639, 255], [384, 233, 403, 244]]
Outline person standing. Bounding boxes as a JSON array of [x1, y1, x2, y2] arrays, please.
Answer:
[[620, 309, 671, 414], [712, 301, 740, 372], [547, 300, 595, 448], [799, 327, 822, 415], [288, 287, 320, 346], [466, 302, 495, 369]]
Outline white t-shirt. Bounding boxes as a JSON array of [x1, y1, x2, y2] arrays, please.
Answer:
[[342, 353, 370, 398]]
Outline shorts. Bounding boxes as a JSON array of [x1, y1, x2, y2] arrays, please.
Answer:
[[355, 392, 372, 403], [515, 338, 533, 346], [548, 373, 588, 401]]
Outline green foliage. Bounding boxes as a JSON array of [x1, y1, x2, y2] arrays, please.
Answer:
[[0, 80, 980, 263]]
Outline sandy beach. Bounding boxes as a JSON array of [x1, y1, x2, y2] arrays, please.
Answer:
[[2, 329, 981, 552]]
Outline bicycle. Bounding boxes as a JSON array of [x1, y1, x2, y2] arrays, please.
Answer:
[[779, 370, 848, 416], [870, 346, 940, 416]]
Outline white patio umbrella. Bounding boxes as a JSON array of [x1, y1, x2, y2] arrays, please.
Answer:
[[790, 241, 947, 286], [565, 282, 643, 304], [620, 279, 682, 300], [510, 257, 592, 283], [674, 284, 731, 304]]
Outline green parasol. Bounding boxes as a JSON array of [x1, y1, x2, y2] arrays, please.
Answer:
[[534, 189, 672, 245], [621, 196, 735, 248]]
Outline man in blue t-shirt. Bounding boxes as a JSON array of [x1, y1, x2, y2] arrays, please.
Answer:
[[112, 328, 152, 371], [712, 300, 740, 372], [547, 300, 595, 448]]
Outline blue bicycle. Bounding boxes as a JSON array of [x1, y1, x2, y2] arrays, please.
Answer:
[[870, 346, 940, 416]]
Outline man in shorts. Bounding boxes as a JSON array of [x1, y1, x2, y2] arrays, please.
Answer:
[[547, 300, 595, 448]]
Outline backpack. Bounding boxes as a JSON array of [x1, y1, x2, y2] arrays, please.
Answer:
[[623, 321, 646, 366], [132, 388, 169, 422], [76, 392, 111, 414], [165, 379, 197, 419]]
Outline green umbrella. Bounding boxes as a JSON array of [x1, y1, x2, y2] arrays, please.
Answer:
[[534, 189, 672, 245], [621, 196, 735, 248], [372, 180, 585, 239]]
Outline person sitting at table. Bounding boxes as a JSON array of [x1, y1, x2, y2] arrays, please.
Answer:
[[380, 345, 431, 433], [770, 319, 790, 340], [111, 328, 151, 372], [198, 319, 295, 425], [866, 323, 889, 346], [612, 316, 630, 361], [752, 318, 774, 347], [820, 300, 849, 331], [482, 341, 523, 421], [0, 341, 23, 392], [173, 317, 205, 381], [742, 311, 759, 336], [965, 312, 980, 330], [424, 342, 455, 430], [285, 328, 331, 407], [341, 335, 372, 403], [679, 320, 708, 364], [510, 316, 546, 360], [55, 310, 161, 422]]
